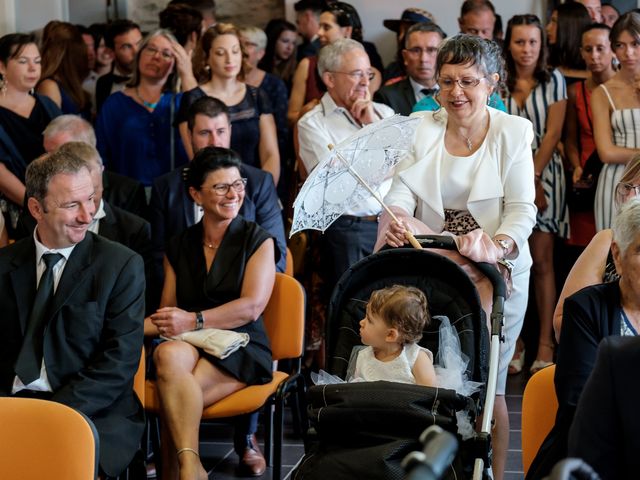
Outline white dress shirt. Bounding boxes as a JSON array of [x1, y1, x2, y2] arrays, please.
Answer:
[[297, 92, 396, 217], [11, 228, 76, 394]]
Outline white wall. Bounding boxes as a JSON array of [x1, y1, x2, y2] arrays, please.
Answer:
[[14, 0, 65, 33]]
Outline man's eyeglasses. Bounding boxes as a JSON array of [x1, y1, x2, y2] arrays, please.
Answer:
[[330, 70, 375, 81], [438, 76, 486, 90], [142, 45, 174, 61], [404, 47, 438, 57], [205, 178, 248, 196]]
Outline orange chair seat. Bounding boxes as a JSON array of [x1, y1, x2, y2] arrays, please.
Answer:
[[145, 371, 289, 417]]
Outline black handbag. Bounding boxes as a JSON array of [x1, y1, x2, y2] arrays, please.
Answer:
[[567, 81, 603, 212]]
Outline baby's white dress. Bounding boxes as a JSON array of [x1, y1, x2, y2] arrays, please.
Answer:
[[352, 343, 433, 384]]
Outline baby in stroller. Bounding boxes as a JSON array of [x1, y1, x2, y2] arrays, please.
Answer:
[[353, 285, 437, 386], [315, 283, 481, 400]]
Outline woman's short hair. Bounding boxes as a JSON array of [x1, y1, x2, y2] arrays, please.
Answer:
[[503, 15, 550, 93], [610, 11, 640, 45], [317, 38, 364, 76], [239, 26, 267, 52], [194, 23, 249, 83], [185, 147, 242, 191], [0, 33, 37, 66], [322, 2, 364, 44], [129, 29, 179, 92], [367, 285, 430, 345], [612, 197, 640, 256], [436, 33, 505, 91]]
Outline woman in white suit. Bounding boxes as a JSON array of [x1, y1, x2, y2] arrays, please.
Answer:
[[382, 34, 537, 480]]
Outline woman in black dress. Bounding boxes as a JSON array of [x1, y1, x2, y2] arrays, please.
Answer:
[[148, 147, 277, 479], [0, 33, 60, 233]]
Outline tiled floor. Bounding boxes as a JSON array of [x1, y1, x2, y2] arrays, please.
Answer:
[[181, 370, 531, 480]]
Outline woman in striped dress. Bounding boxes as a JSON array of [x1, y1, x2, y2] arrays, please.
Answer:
[[591, 12, 640, 231], [503, 15, 569, 373]]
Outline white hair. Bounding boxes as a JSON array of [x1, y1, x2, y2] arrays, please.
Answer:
[[317, 38, 364, 76], [612, 197, 640, 255], [43, 115, 96, 147]]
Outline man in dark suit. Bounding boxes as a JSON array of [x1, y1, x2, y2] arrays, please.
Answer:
[[0, 150, 145, 478], [569, 336, 640, 480], [43, 114, 148, 219], [57, 142, 154, 312], [150, 96, 286, 275], [294, 0, 325, 61], [149, 96, 285, 476], [95, 20, 142, 113], [374, 22, 445, 115]]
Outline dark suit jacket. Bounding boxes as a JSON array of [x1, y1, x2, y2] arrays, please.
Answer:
[[95, 71, 129, 113], [373, 78, 417, 116], [103, 170, 148, 219], [527, 282, 622, 480], [297, 37, 321, 61], [0, 233, 145, 477], [149, 163, 287, 283], [100, 202, 154, 314], [568, 336, 640, 480]]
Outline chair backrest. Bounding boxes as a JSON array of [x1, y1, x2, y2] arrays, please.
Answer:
[[522, 364, 558, 475], [0, 397, 99, 479], [263, 272, 306, 361]]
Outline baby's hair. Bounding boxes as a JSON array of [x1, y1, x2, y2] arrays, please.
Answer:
[[368, 285, 430, 344]]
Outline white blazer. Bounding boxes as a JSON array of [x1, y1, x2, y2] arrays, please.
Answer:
[[385, 107, 537, 267]]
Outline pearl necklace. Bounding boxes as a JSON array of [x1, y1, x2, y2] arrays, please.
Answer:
[[203, 242, 219, 250]]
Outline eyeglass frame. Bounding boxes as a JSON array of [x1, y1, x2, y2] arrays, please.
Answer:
[[616, 181, 640, 198], [142, 45, 174, 61], [329, 70, 375, 81], [202, 178, 248, 196], [437, 76, 487, 90]]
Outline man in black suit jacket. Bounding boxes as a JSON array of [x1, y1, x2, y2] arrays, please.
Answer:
[[150, 96, 286, 276], [374, 22, 445, 116], [0, 150, 145, 477], [43, 114, 147, 219], [294, 0, 325, 60], [569, 336, 640, 479], [95, 20, 142, 113]]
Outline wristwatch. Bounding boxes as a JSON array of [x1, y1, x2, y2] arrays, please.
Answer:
[[195, 311, 204, 330], [495, 238, 511, 257]]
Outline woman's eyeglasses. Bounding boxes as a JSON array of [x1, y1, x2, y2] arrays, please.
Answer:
[[142, 45, 174, 61], [205, 178, 248, 196], [616, 182, 640, 198], [438, 76, 486, 90]]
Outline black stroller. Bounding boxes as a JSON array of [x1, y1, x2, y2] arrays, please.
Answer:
[[293, 236, 507, 480]]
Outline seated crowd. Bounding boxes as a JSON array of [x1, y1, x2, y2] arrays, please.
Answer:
[[0, 0, 638, 479]]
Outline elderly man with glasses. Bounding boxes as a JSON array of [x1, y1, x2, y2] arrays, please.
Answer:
[[297, 38, 394, 292]]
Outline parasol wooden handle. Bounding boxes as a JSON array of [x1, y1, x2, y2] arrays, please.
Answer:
[[328, 144, 422, 249]]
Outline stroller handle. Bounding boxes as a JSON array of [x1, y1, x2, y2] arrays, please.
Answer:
[[414, 235, 508, 300]]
